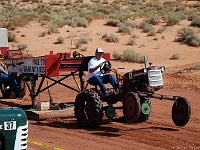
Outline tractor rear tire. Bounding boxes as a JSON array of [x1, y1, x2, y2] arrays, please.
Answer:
[[172, 97, 191, 126], [123, 92, 141, 123], [75, 91, 103, 128], [137, 97, 151, 123]]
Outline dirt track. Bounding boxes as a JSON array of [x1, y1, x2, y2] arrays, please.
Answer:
[[1, 66, 200, 150]]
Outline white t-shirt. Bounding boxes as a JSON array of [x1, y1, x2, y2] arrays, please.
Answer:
[[88, 57, 106, 79]]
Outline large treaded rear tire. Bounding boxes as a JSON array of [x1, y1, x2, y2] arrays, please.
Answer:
[[75, 91, 103, 128], [172, 97, 191, 126], [123, 92, 141, 123]]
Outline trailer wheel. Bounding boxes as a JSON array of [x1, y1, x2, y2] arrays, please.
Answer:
[[172, 97, 191, 126], [75, 91, 103, 128], [123, 92, 141, 123], [137, 97, 151, 123]]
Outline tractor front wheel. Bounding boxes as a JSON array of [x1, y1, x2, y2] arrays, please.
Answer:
[[75, 91, 103, 128], [123, 92, 141, 123], [137, 97, 151, 123], [172, 97, 191, 126]]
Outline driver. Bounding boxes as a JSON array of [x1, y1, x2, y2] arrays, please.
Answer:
[[88, 48, 119, 96], [0, 60, 20, 98]]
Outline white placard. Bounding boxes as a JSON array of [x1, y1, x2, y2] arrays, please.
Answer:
[[4, 121, 17, 130]]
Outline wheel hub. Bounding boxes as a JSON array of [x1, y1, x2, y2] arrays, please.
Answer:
[[105, 106, 116, 119], [141, 102, 151, 115]]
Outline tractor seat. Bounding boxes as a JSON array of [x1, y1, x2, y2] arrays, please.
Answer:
[[85, 80, 98, 89]]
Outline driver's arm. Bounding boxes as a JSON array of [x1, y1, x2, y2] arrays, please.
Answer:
[[0, 66, 8, 74], [89, 62, 103, 73]]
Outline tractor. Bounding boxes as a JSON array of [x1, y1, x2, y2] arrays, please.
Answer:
[[74, 57, 191, 128]]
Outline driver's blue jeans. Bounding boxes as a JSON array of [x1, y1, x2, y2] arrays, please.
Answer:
[[88, 74, 119, 94], [0, 68, 20, 95]]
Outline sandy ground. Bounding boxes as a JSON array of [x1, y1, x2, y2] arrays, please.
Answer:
[[0, 3, 200, 149]]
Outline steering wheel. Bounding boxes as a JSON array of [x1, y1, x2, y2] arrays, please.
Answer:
[[100, 61, 112, 74]]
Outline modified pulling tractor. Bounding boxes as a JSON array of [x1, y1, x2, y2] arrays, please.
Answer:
[[75, 56, 191, 128], [0, 47, 191, 128]]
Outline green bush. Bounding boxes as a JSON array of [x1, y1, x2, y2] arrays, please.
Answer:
[[145, 15, 161, 25], [106, 19, 120, 27], [66, 17, 89, 28], [177, 27, 200, 47], [113, 49, 144, 63], [140, 21, 154, 33], [75, 34, 92, 48], [7, 32, 17, 42], [147, 30, 156, 36], [187, 64, 200, 70], [118, 24, 132, 35], [112, 51, 121, 60], [157, 27, 166, 34], [57, 36, 65, 44], [48, 23, 59, 33], [17, 43, 28, 50], [127, 38, 136, 46], [162, 12, 181, 26], [191, 16, 200, 28], [171, 53, 179, 60], [105, 34, 119, 43]]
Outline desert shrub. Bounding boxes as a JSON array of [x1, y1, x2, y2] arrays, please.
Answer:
[[177, 27, 200, 47], [112, 51, 121, 60], [187, 64, 200, 70], [106, 19, 121, 27], [5, 14, 37, 30], [162, 12, 181, 26], [113, 49, 144, 63], [145, 15, 161, 25], [105, 34, 119, 43], [75, 34, 92, 48], [122, 49, 144, 63], [127, 37, 136, 46], [147, 30, 156, 36], [102, 0, 108, 4], [171, 53, 179, 60], [102, 33, 108, 39], [118, 24, 132, 35], [189, 35, 200, 47], [163, 1, 180, 8], [140, 21, 154, 33], [187, 13, 198, 21], [191, 16, 200, 28], [17, 43, 28, 50], [7, 32, 17, 42], [49, 0, 63, 6], [40, 21, 49, 26], [57, 36, 65, 44], [40, 31, 49, 37], [48, 23, 59, 33], [66, 17, 88, 28], [50, 14, 66, 28], [108, 10, 132, 22], [176, 5, 186, 11], [157, 27, 166, 34]]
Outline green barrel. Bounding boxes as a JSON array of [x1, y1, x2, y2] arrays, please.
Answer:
[[0, 107, 28, 150]]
